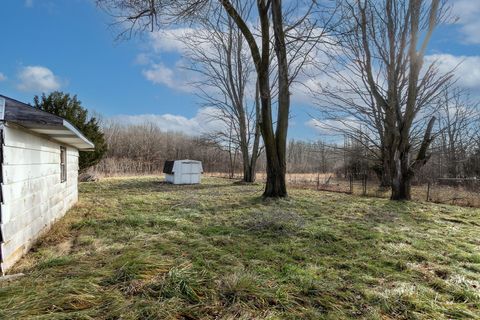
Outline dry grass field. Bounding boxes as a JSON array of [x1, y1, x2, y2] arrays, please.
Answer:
[[1, 177, 479, 319]]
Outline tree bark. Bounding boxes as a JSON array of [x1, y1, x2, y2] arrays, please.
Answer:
[[391, 174, 412, 200], [264, 162, 287, 197], [390, 148, 412, 200], [220, 0, 289, 197], [262, 0, 289, 197], [390, 117, 436, 200]]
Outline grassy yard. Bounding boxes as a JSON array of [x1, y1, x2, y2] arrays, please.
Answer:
[[1, 177, 479, 319]]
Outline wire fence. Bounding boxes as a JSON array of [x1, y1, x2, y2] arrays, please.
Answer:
[[289, 174, 480, 208], [208, 172, 480, 208]]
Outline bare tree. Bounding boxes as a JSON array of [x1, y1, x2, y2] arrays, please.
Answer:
[[95, 120, 239, 175], [436, 88, 480, 177], [201, 119, 241, 179], [465, 135, 480, 178], [204, 0, 329, 197], [97, 0, 331, 197], [313, 0, 453, 200], [287, 139, 341, 174], [181, 2, 261, 182]]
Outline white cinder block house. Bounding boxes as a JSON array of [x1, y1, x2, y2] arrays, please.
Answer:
[[0, 95, 94, 274]]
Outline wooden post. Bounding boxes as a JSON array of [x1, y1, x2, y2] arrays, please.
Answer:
[[362, 174, 367, 196], [426, 181, 431, 202], [349, 174, 353, 194], [316, 172, 320, 190]]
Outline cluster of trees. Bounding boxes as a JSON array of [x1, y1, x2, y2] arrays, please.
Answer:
[[313, 0, 460, 199], [97, 0, 334, 198], [433, 89, 480, 179], [93, 121, 238, 175], [88, 118, 480, 182], [93, 0, 477, 201], [287, 140, 342, 174], [91, 130, 345, 177], [342, 128, 480, 184]]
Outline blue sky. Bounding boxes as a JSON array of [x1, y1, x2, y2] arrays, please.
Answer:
[[0, 0, 479, 140]]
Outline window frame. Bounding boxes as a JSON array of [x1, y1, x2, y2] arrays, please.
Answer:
[[60, 146, 67, 183]]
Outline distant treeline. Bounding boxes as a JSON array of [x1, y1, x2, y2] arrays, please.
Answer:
[[91, 121, 480, 182], [91, 122, 234, 175]]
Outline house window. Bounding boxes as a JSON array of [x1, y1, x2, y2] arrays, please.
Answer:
[[60, 146, 67, 183]]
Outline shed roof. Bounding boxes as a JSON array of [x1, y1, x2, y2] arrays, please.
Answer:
[[0, 95, 94, 151], [163, 160, 203, 174], [163, 160, 175, 174]]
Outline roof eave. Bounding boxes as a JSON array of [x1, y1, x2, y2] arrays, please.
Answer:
[[0, 95, 95, 151], [62, 120, 95, 151], [3, 120, 95, 151]]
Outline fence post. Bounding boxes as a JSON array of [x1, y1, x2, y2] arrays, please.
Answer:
[[316, 173, 320, 190], [349, 175, 353, 194], [363, 175, 367, 196], [426, 181, 431, 202]]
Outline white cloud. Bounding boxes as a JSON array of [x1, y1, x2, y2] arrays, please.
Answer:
[[142, 61, 197, 93], [425, 54, 480, 89], [16, 66, 61, 93], [24, 0, 34, 8], [138, 28, 215, 93], [109, 107, 224, 136], [142, 63, 175, 87], [148, 28, 202, 54], [0, 72, 6, 81], [306, 118, 362, 137], [451, 0, 480, 44], [134, 53, 151, 65]]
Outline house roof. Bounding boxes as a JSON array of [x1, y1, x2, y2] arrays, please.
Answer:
[[0, 95, 95, 151]]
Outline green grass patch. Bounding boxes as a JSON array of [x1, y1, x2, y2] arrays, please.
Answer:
[[1, 176, 479, 319]]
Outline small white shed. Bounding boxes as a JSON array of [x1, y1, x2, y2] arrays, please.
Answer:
[[0, 95, 94, 274], [163, 160, 203, 185]]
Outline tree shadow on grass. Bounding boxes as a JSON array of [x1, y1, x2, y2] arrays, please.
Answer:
[[97, 179, 243, 195]]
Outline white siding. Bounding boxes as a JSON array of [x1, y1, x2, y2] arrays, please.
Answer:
[[0, 125, 79, 272], [165, 173, 175, 184]]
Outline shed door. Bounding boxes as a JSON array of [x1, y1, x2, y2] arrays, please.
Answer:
[[185, 162, 199, 184], [191, 163, 200, 183], [185, 163, 192, 184], [179, 162, 191, 184]]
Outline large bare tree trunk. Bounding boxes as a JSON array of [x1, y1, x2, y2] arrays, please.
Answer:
[[359, 0, 446, 200], [391, 176, 412, 200], [391, 150, 412, 200], [258, 70, 287, 196], [262, 0, 289, 197], [390, 116, 436, 200], [221, 0, 289, 197]]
